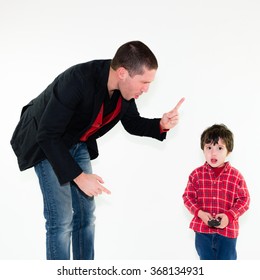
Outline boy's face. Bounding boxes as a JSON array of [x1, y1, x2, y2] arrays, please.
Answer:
[[203, 138, 229, 168]]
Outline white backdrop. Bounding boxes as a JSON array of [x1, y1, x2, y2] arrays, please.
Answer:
[[1, 0, 259, 260]]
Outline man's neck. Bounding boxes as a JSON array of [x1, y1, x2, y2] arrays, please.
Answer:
[[107, 67, 118, 97]]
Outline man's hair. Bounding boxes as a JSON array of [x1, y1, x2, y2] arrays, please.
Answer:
[[111, 40, 158, 77], [200, 124, 234, 152]]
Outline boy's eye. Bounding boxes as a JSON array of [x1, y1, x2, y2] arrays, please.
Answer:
[[218, 147, 223, 150]]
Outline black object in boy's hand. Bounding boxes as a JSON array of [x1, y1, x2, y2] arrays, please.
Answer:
[[208, 218, 221, 227]]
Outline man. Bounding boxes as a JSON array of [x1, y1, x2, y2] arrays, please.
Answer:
[[10, 40, 184, 260]]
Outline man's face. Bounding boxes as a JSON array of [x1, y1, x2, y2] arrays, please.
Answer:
[[118, 67, 156, 101]]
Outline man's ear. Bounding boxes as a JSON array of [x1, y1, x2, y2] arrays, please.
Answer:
[[117, 67, 128, 80]]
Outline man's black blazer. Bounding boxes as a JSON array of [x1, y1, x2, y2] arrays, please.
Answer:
[[10, 60, 166, 184]]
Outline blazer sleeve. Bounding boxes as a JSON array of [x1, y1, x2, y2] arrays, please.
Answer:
[[120, 99, 167, 141], [36, 72, 86, 185], [37, 95, 83, 185]]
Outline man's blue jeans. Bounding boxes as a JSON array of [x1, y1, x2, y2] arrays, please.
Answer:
[[195, 232, 237, 260], [34, 142, 95, 260]]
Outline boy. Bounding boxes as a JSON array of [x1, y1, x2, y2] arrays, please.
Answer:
[[182, 124, 250, 260]]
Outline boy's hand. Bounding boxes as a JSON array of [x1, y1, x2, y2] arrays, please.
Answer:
[[215, 213, 229, 229], [198, 210, 214, 225]]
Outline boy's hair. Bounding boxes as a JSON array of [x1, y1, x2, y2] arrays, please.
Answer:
[[111, 40, 158, 77], [200, 124, 234, 152]]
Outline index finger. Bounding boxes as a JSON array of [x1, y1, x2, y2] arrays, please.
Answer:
[[168, 97, 185, 114], [173, 97, 185, 111], [101, 186, 111, 195]]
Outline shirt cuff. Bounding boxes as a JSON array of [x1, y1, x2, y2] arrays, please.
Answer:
[[225, 212, 234, 223], [159, 125, 169, 134], [195, 209, 200, 217]]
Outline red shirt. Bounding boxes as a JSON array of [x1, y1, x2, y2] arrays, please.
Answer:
[[80, 96, 122, 141], [182, 162, 250, 238], [80, 93, 166, 142]]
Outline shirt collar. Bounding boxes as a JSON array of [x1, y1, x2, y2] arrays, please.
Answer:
[[204, 161, 231, 173]]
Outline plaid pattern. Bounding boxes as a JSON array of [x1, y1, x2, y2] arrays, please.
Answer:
[[183, 162, 250, 238]]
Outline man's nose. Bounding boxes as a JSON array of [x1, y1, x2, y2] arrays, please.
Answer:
[[142, 84, 150, 93]]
